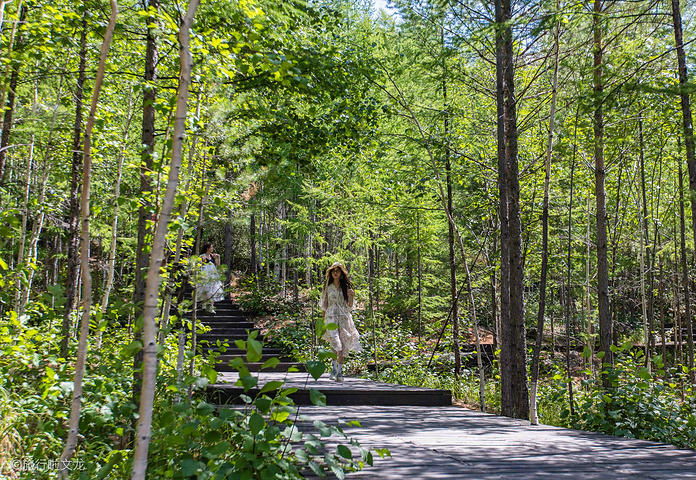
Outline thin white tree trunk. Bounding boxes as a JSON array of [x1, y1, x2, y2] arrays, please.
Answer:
[[57, 2, 117, 476], [160, 88, 202, 347], [586, 194, 593, 375], [530, 13, 560, 425], [13, 135, 34, 313], [0, 1, 15, 47], [96, 85, 134, 349], [131, 2, 199, 477], [19, 75, 64, 312]]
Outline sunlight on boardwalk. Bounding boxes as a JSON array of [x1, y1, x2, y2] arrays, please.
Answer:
[[298, 405, 696, 479]]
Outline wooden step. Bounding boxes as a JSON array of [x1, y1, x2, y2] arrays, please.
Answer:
[[216, 348, 283, 358], [207, 372, 452, 407], [214, 361, 305, 373], [194, 321, 256, 330]]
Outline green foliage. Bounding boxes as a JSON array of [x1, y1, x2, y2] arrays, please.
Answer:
[[560, 348, 696, 449], [0, 305, 379, 479]]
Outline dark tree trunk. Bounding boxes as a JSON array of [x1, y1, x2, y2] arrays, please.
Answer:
[[250, 213, 257, 275], [495, 0, 512, 415], [60, 15, 87, 359], [443, 61, 460, 376], [224, 213, 232, 285], [133, 0, 160, 405], [671, 0, 696, 382], [638, 116, 655, 361], [593, 0, 613, 382], [0, 4, 26, 184], [499, 0, 528, 419], [678, 161, 695, 380]]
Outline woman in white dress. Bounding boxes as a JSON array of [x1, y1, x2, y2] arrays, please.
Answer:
[[320, 262, 362, 382], [197, 242, 224, 312]]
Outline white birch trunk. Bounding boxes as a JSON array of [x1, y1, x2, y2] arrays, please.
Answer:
[[13, 135, 33, 313], [19, 76, 64, 312], [131, 2, 199, 477], [160, 88, 202, 347], [57, 2, 117, 476]]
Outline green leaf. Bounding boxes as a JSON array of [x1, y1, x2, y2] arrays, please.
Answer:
[[240, 375, 258, 392], [582, 346, 592, 358], [318, 349, 337, 361], [374, 448, 391, 458], [309, 388, 326, 406], [207, 441, 231, 456], [596, 351, 606, 359], [181, 459, 203, 476], [249, 412, 265, 435], [306, 360, 326, 380], [247, 337, 262, 363], [260, 381, 284, 394], [337, 444, 352, 460], [330, 465, 346, 480], [261, 357, 280, 370], [256, 397, 272, 414]]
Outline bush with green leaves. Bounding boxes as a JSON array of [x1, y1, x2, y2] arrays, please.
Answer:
[[0, 296, 385, 479], [559, 344, 696, 449]]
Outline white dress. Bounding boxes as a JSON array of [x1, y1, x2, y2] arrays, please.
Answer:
[[320, 283, 362, 355], [196, 257, 224, 304]]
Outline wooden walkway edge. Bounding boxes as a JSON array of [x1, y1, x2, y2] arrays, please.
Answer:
[[296, 405, 696, 479]]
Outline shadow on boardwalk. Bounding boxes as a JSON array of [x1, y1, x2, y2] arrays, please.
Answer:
[[298, 405, 696, 479]]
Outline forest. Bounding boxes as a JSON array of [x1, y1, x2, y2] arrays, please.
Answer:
[[1, 0, 696, 477]]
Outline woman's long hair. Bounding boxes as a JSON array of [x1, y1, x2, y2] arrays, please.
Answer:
[[324, 266, 353, 304], [200, 242, 212, 255]]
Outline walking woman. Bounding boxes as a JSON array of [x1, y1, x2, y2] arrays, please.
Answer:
[[197, 242, 224, 312], [320, 262, 362, 382]]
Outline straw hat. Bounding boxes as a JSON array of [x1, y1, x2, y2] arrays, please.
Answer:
[[325, 261, 350, 282]]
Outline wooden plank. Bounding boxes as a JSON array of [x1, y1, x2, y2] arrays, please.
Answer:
[[296, 406, 696, 479], [208, 372, 452, 406]]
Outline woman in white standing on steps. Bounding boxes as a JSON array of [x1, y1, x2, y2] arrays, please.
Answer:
[[320, 262, 362, 382], [197, 242, 224, 313]]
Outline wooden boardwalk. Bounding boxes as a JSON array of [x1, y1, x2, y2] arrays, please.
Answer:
[[203, 306, 696, 478], [297, 405, 696, 479]]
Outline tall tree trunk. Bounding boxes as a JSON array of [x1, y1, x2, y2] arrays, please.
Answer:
[[369, 238, 378, 378], [19, 75, 64, 312], [250, 212, 258, 275], [593, 0, 613, 382], [0, 2, 25, 184], [495, 0, 512, 415], [131, 2, 199, 477], [638, 115, 654, 366], [443, 62, 460, 376], [97, 85, 134, 349], [659, 257, 667, 376], [531, 15, 560, 424], [57, 2, 117, 474], [13, 136, 33, 313], [0, 0, 15, 48], [60, 15, 88, 359], [417, 211, 422, 338], [585, 194, 593, 375], [501, 0, 528, 419], [671, 0, 696, 383], [132, 0, 160, 406], [678, 160, 695, 380], [159, 87, 203, 348]]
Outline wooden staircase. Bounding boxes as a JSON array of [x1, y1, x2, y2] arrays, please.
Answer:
[[192, 299, 304, 373], [189, 299, 452, 407]]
